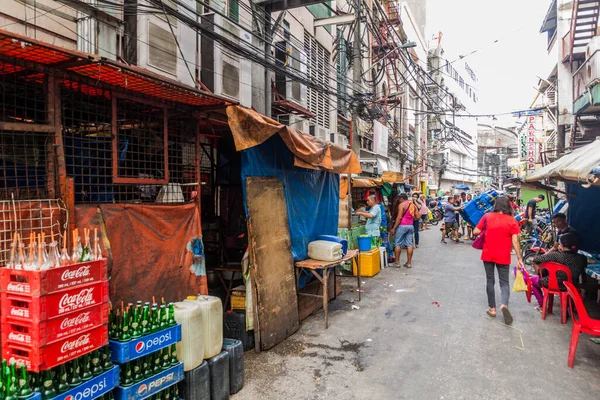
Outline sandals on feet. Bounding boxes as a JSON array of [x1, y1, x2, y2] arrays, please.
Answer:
[[486, 309, 496, 318], [500, 305, 513, 325]]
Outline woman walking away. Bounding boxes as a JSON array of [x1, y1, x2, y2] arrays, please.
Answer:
[[473, 196, 524, 325], [419, 195, 430, 231], [411, 193, 422, 248]]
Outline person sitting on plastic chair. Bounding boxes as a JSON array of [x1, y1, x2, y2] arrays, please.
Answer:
[[529, 233, 587, 312]]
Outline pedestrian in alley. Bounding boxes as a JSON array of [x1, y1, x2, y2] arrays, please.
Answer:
[[411, 193, 422, 248], [473, 196, 524, 325], [524, 194, 545, 235], [419, 195, 430, 231], [442, 197, 463, 244], [355, 194, 382, 242], [390, 193, 416, 268]]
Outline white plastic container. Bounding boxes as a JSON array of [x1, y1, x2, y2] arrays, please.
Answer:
[[173, 301, 204, 371], [184, 295, 223, 359], [307, 240, 343, 261]]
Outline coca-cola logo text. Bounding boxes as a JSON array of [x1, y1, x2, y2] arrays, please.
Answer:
[[60, 334, 91, 354], [6, 282, 30, 293], [58, 288, 95, 313], [61, 266, 91, 282], [7, 332, 29, 343], [60, 312, 92, 330]]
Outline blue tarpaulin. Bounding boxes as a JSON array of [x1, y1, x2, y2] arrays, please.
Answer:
[[567, 183, 600, 252], [241, 134, 340, 262]]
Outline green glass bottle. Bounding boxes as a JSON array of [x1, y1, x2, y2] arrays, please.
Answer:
[[31, 372, 41, 394], [150, 307, 159, 333], [41, 370, 56, 400], [56, 364, 69, 393], [81, 355, 92, 381], [105, 390, 114, 400], [102, 345, 114, 371], [132, 358, 143, 383], [142, 355, 152, 379], [171, 384, 179, 400], [164, 387, 172, 400], [140, 306, 150, 336], [152, 351, 161, 374], [131, 307, 141, 339], [5, 364, 16, 400], [167, 303, 176, 327], [109, 309, 118, 340], [17, 365, 32, 399], [120, 309, 131, 342], [91, 350, 103, 376], [120, 362, 133, 387], [69, 358, 82, 388], [169, 344, 178, 366], [161, 348, 169, 370], [0, 360, 5, 400], [159, 305, 168, 330]]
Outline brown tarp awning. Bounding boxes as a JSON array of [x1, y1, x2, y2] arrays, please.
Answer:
[[75, 203, 207, 305], [382, 171, 404, 183], [227, 106, 361, 174]]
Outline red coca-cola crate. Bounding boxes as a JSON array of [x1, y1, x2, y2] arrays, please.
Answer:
[[2, 324, 108, 372], [1, 303, 109, 346], [0, 259, 107, 296], [1, 280, 109, 322]]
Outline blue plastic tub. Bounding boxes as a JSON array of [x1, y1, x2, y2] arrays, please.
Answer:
[[357, 236, 372, 252], [317, 235, 348, 255]]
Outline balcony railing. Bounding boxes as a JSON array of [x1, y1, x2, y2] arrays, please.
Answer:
[[572, 48, 600, 114]]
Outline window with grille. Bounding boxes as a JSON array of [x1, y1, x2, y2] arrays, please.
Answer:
[[304, 31, 330, 130]]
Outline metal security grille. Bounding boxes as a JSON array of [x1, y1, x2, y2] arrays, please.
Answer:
[[62, 76, 114, 204], [0, 61, 53, 201], [0, 199, 67, 266], [304, 31, 331, 130]]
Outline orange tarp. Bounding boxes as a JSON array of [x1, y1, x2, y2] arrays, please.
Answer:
[[227, 106, 361, 174], [382, 171, 404, 183], [75, 203, 207, 305]]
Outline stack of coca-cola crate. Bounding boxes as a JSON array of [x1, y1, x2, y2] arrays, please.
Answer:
[[0, 259, 109, 371]]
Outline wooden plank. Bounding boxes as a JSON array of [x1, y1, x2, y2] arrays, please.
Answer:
[[246, 177, 299, 350], [0, 122, 55, 132]]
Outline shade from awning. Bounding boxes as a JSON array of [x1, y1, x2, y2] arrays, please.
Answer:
[[525, 138, 600, 184], [226, 106, 361, 174]]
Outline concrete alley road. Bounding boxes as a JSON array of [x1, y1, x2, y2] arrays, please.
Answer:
[[238, 229, 600, 399]]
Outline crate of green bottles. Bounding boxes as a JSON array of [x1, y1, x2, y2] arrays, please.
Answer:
[[37, 346, 118, 400], [109, 301, 181, 364], [114, 353, 183, 400], [0, 359, 42, 400]]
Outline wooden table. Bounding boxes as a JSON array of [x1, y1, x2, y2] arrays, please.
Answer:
[[294, 249, 360, 329]]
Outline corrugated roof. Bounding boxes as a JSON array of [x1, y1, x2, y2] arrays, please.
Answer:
[[0, 28, 236, 109]]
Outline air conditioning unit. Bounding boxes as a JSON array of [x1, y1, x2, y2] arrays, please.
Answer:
[[201, 13, 252, 107], [77, 0, 123, 60], [132, 0, 196, 87], [309, 125, 330, 142], [334, 134, 349, 148]]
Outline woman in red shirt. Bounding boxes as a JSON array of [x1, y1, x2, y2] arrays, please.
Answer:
[[473, 197, 524, 325]]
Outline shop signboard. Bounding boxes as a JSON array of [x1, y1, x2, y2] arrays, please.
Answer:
[[373, 121, 389, 158], [525, 116, 537, 174]]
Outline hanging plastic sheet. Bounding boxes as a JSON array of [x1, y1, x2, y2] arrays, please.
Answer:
[[75, 203, 207, 305], [241, 134, 340, 264], [566, 183, 600, 252]]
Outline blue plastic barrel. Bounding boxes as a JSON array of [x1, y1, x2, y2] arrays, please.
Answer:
[[358, 235, 372, 252]]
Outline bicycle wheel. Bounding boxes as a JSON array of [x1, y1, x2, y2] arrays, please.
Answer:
[[429, 216, 439, 226], [523, 250, 540, 274]]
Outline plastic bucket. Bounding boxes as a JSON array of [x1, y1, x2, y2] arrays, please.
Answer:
[[358, 235, 372, 252]]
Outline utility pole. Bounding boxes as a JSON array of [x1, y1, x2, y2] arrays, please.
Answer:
[[264, 4, 272, 118], [351, 0, 361, 156]]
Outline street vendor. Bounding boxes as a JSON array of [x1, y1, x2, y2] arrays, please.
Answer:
[[355, 194, 382, 239]]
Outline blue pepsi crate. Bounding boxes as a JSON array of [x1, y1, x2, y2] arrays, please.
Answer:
[[109, 325, 181, 364], [48, 365, 120, 400], [114, 362, 183, 400], [29, 392, 42, 400]]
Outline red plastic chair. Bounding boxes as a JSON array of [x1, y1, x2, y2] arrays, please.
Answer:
[[564, 282, 600, 368], [539, 262, 573, 324]]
